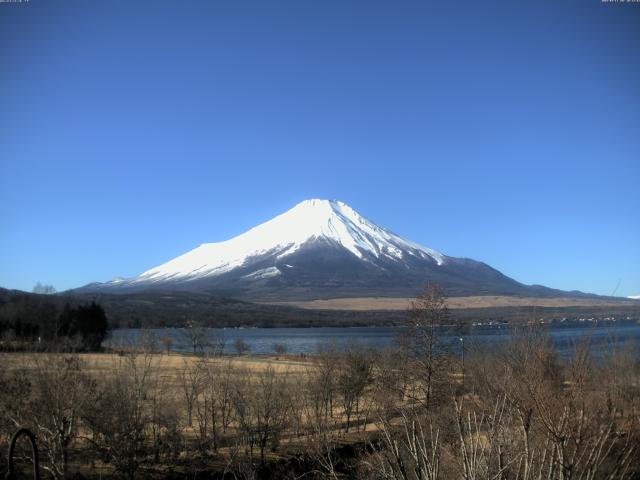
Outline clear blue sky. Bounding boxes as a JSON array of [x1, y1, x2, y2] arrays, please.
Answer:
[[1, 0, 638, 297]]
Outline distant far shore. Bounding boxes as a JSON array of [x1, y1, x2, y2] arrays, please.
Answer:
[[265, 295, 640, 311]]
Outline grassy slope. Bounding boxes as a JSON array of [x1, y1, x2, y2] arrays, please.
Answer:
[[265, 295, 640, 311]]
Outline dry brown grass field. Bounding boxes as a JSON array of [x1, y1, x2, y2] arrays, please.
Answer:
[[0, 351, 313, 376], [267, 295, 637, 311], [0, 349, 390, 478]]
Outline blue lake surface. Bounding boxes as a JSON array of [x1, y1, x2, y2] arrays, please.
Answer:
[[106, 322, 640, 358]]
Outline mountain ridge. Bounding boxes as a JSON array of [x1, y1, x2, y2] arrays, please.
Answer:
[[76, 199, 603, 301]]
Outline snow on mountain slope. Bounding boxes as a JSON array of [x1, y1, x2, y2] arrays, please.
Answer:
[[133, 199, 445, 284], [78, 198, 603, 301]]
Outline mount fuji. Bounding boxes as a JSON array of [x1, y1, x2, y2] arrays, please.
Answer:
[[78, 199, 585, 301]]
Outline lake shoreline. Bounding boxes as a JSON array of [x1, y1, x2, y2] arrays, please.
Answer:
[[106, 321, 640, 357]]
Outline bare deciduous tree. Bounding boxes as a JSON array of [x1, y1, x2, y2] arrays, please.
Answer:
[[161, 334, 173, 355], [273, 342, 287, 357], [403, 283, 449, 409], [32, 282, 57, 295], [230, 366, 291, 465], [337, 344, 374, 432], [367, 410, 441, 480], [234, 338, 250, 356], [193, 357, 235, 453], [83, 352, 158, 480], [0, 355, 95, 479], [178, 359, 204, 428], [181, 322, 209, 354]]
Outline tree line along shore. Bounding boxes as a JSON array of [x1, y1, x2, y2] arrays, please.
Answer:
[[2, 286, 639, 342]]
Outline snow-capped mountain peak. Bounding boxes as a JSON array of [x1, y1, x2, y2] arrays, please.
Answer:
[[133, 199, 444, 284], [78, 199, 589, 301]]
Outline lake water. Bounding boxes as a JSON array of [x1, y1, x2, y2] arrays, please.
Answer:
[[106, 322, 640, 358]]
